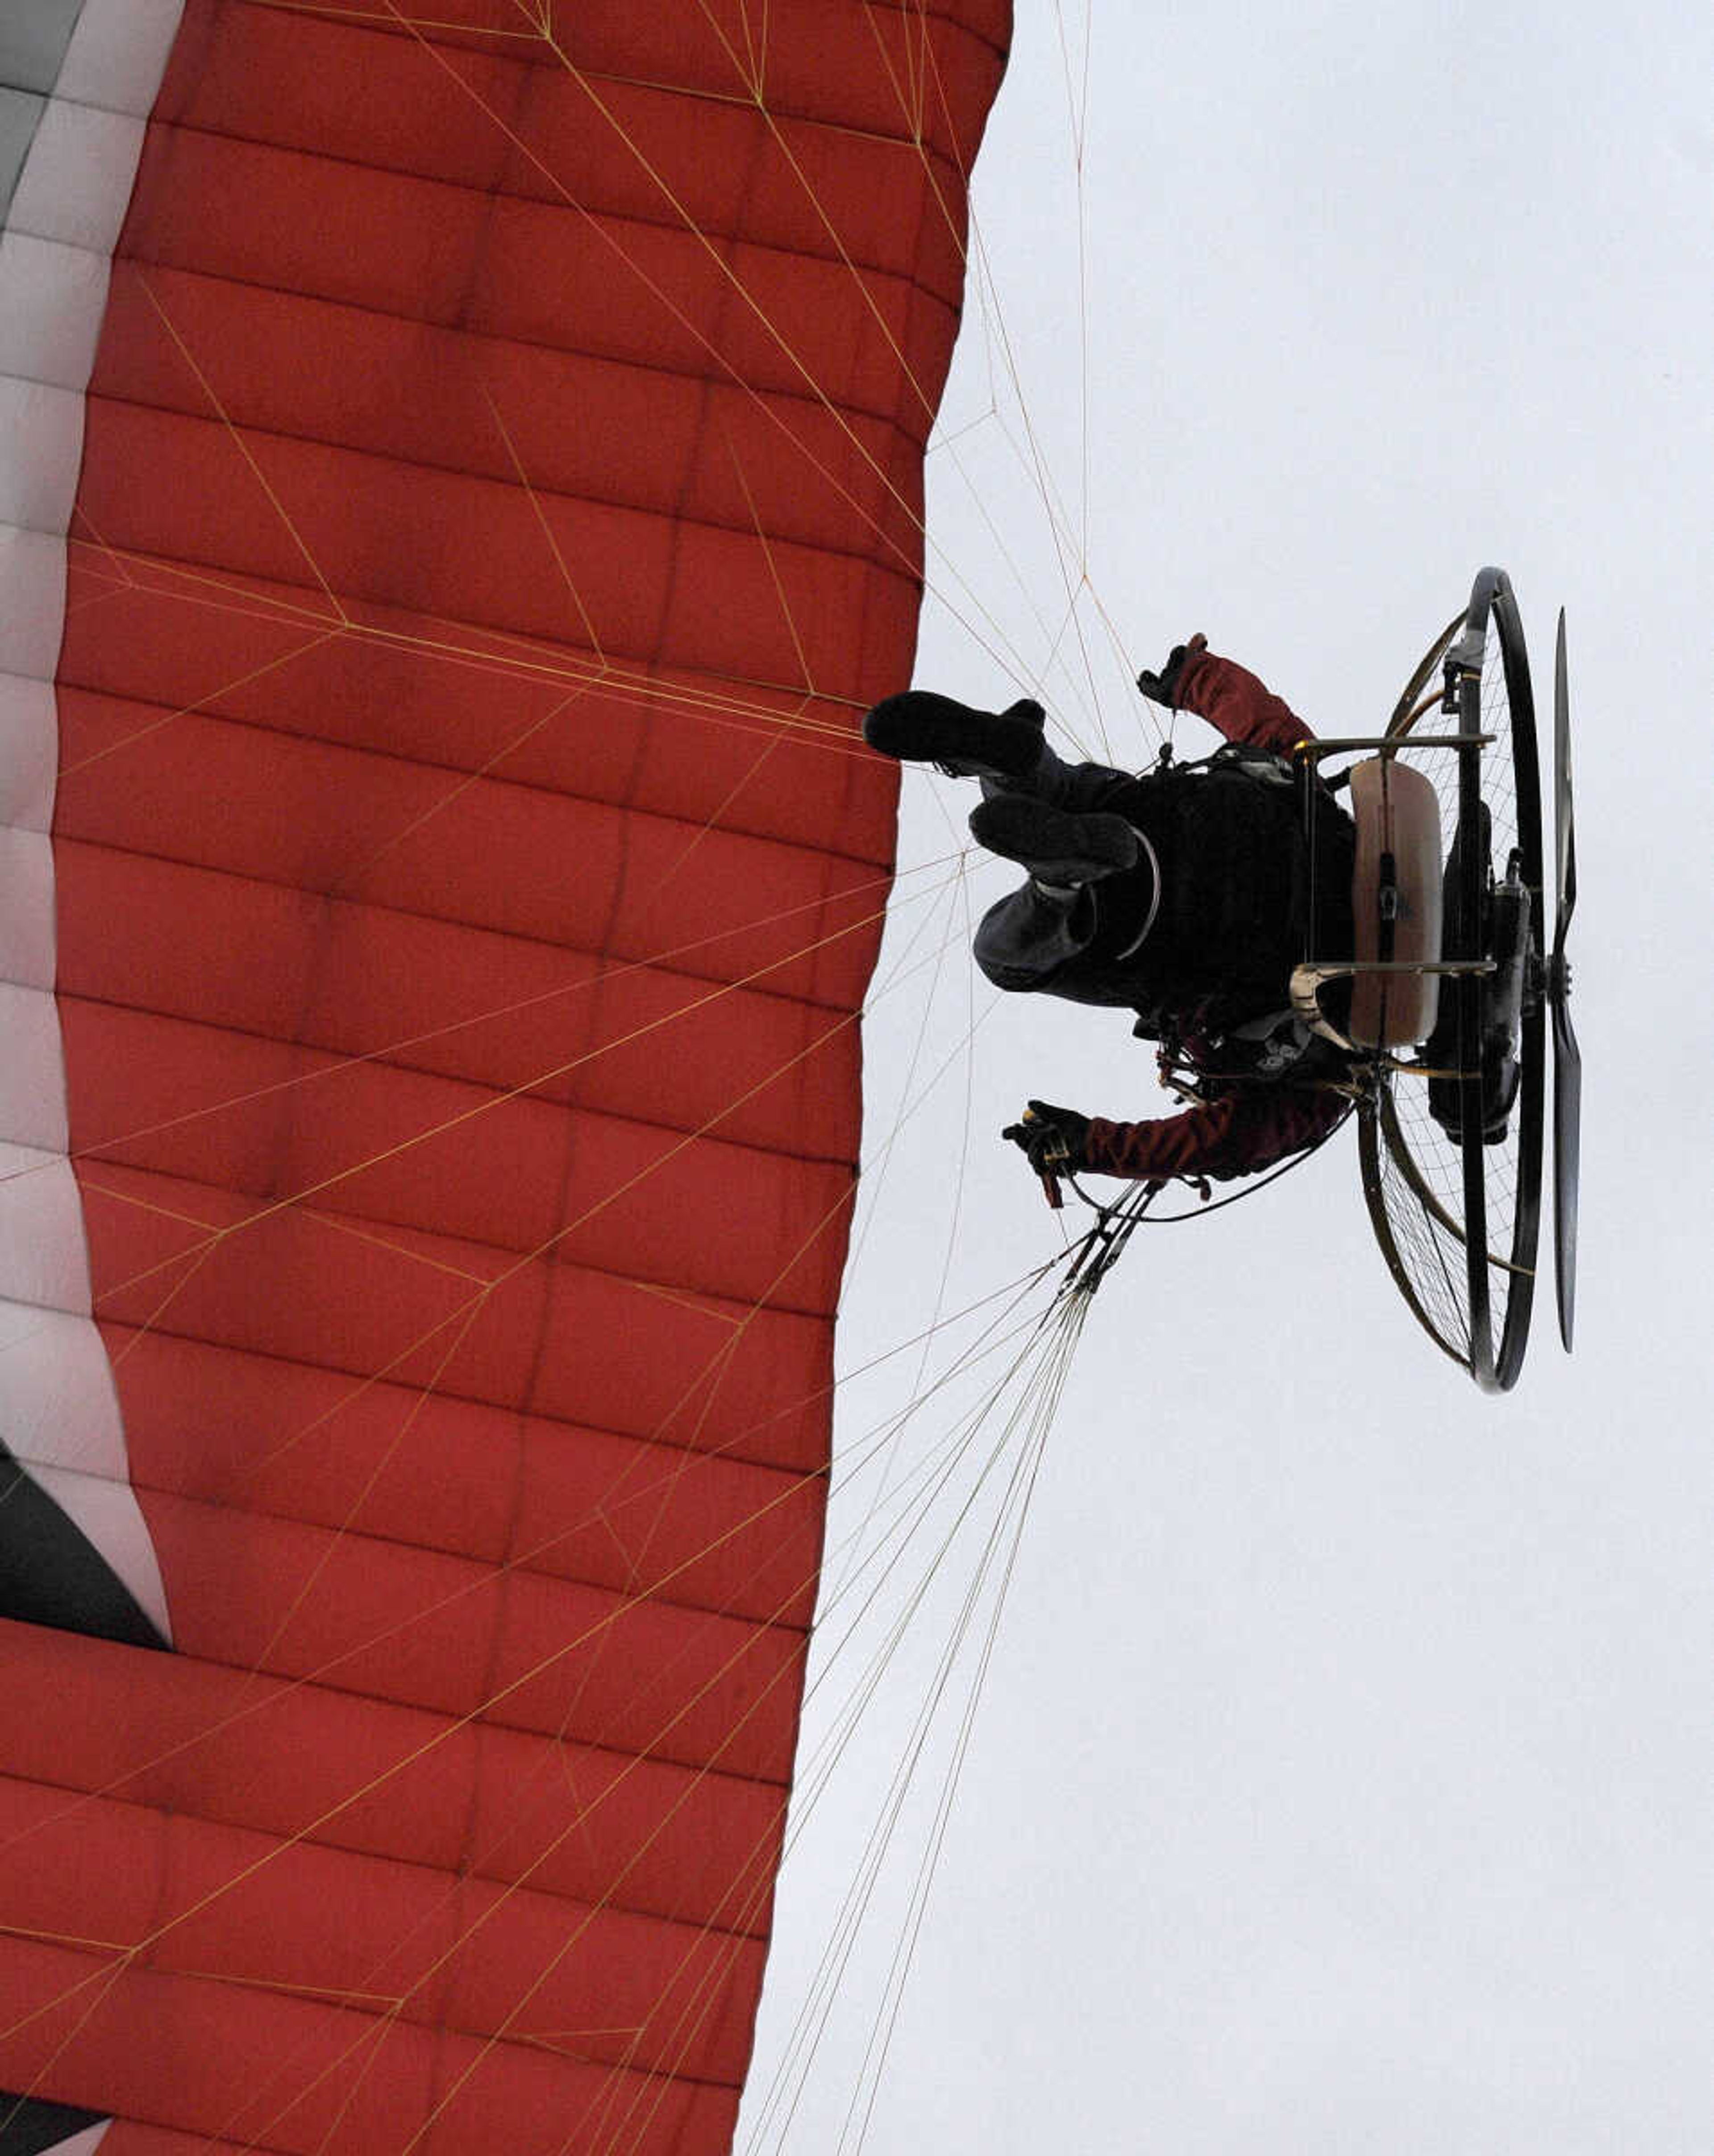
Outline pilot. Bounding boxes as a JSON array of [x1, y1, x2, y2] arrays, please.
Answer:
[[862, 636, 1355, 1186]]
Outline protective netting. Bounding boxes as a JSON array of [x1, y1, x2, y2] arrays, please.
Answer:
[[1363, 603, 1536, 1373]]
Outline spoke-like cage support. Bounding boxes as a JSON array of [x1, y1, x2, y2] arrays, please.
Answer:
[[1313, 572, 1546, 1389]]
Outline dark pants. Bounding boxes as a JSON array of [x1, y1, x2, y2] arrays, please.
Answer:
[[969, 745, 1355, 1017], [969, 744, 1151, 1004]]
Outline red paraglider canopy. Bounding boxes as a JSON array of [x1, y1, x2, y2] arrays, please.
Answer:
[[0, 2, 1009, 2147]]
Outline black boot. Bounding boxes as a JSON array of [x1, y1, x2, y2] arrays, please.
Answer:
[[968, 793, 1139, 886], [863, 691, 1045, 780]]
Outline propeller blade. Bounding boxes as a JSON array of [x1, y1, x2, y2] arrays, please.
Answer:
[[1550, 608, 1580, 1351], [1555, 608, 1577, 948], [1553, 994, 1581, 1351]]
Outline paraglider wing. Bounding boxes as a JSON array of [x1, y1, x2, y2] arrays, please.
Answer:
[[0, 4, 1008, 2148]]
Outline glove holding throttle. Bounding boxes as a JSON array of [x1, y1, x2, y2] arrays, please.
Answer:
[[1136, 631, 1207, 708], [1001, 1099, 1092, 1176]]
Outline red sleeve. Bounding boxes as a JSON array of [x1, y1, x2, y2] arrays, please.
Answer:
[[1083, 1084, 1350, 1183], [1174, 645, 1313, 758]]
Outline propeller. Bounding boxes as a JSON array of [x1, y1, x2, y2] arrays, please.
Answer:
[[1550, 608, 1581, 1349]]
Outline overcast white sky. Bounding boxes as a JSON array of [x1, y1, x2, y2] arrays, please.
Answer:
[[741, 5, 1714, 2150]]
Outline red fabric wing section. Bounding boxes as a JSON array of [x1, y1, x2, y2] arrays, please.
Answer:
[[4, 2, 1011, 2149]]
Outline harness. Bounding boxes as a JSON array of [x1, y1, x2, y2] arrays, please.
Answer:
[[1121, 742, 1349, 1085]]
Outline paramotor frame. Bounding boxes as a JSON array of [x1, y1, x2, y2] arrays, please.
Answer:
[[1342, 568, 1557, 1390]]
